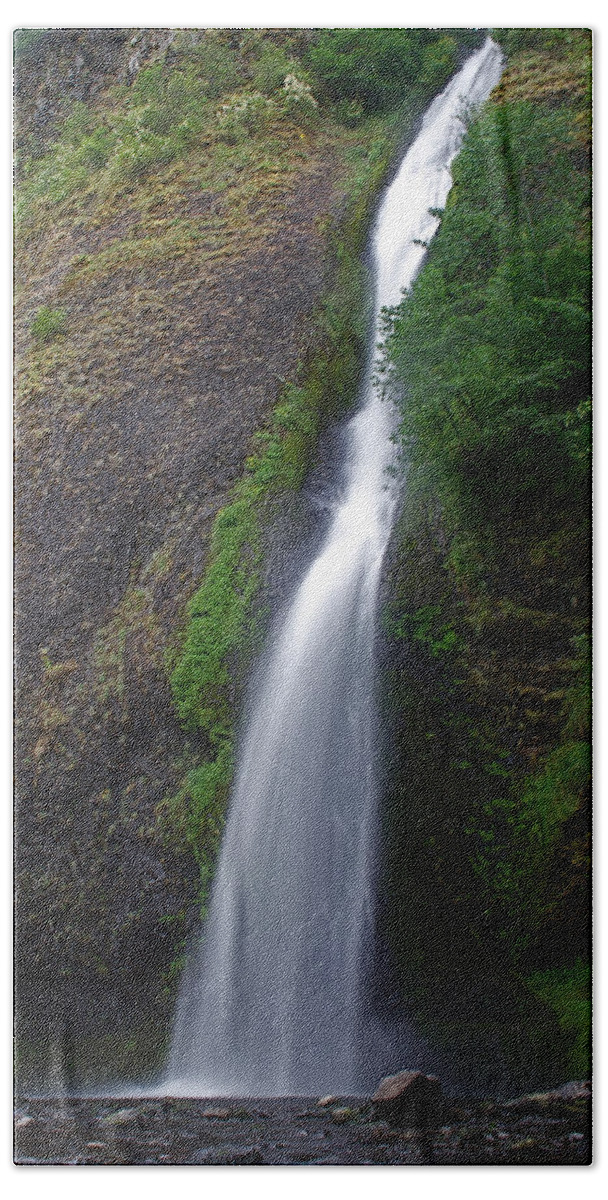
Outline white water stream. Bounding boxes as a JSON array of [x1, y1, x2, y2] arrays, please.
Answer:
[[166, 39, 503, 1097]]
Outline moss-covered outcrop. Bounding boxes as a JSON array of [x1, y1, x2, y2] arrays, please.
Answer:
[[380, 29, 591, 1093]]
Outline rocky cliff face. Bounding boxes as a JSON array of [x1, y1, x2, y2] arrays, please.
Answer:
[[13, 28, 382, 1086]]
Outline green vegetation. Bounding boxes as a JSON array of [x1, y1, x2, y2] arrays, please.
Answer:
[[16, 29, 470, 225], [527, 960, 590, 1078], [384, 603, 462, 658], [307, 29, 479, 112], [16, 35, 306, 219], [381, 30, 591, 1086], [30, 305, 66, 343], [252, 42, 298, 96], [386, 100, 590, 535]]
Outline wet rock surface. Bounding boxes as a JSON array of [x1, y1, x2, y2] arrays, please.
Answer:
[[372, 1069, 443, 1128], [14, 1084, 591, 1165]]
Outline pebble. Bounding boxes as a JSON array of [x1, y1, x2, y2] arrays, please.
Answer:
[[100, 1108, 137, 1126], [189, 1145, 263, 1164]]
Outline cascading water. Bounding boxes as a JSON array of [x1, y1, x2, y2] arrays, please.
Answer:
[[166, 38, 503, 1098]]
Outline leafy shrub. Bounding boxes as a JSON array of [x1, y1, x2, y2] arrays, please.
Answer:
[[492, 28, 586, 58], [58, 101, 93, 147], [186, 32, 241, 99], [386, 603, 461, 657], [216, 91, 274, 142], [308, 29, 458, 111], [386, 99, 591, 526], [280, 74, 318, 127], [17, 45, 233, 211], [108, 129, 176, 184], [420, 35, 458, 85], [333, 98, 364, 128], [31, 306, 66, 343], [527, 960, 591, 1076], [75, 127, 117, 169], [520, 741, 590, 850], [131, 63, 165, 105], [158, 747, 233, 914], [131, 63, 209, 139], [252, 43, 296, 96]]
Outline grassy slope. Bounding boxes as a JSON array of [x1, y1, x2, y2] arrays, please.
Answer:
[[380, 30, 591, 1091]]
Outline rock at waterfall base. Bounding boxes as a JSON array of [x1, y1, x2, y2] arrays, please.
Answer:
[[372, 1069, 443, 1128]]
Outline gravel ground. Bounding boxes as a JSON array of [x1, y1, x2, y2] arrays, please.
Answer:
[[14, 1084, 591, 1165]]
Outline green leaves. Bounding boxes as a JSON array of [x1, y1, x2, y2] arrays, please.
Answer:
[[308, 29, 461, 113], [386, 603, 462, 657], [387, 96, 591, 524], [526, 960, 590, 1077], [169, 495, 262, 737]]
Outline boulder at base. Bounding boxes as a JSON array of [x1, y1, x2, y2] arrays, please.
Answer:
[[372, 1070, 443, 1128]]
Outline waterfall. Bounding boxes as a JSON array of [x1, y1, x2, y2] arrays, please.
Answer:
[[166, 38, 504, 1098]]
